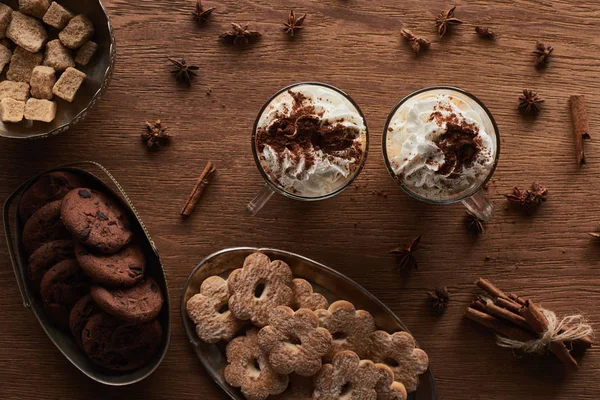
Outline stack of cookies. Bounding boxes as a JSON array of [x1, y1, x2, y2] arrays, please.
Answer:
[[20, 171, 164, 371], [186, 252, 430, 400]]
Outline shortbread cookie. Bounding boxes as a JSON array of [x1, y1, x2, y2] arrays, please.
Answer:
[[22, 200, 70, 254], [75, 241, 145, 287], [82, 312, 163, 371], [28, 239, 74, 289], [91, 277, 163, 323], [313, 350, 379, 400], [69, 294, 100, 347], [375, 363, 407, 400], [18, 171, 85, 222], [316, 300, 376, 361], [258, 306, 332, 376], [186, 276, 243, 343], [271, 374, 314, 400], [61, 188, 133, 254], [224, 328, 288, 400], [291, 278, 329, 311], [228, 252, 293, 327], [368, 331, 429, 393], [39, 259, 90, 329]]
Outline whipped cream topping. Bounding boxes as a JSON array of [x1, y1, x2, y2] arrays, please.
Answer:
[[386, 93, 496, 201], [256, 85, 367, 197]]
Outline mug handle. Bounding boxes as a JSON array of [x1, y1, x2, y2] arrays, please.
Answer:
[[461, 189, 493, 222], [246, 183, 275, 216]]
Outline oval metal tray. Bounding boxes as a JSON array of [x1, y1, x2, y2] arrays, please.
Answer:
[[3, 161, 171, 386], [181, 247, 436, 400]]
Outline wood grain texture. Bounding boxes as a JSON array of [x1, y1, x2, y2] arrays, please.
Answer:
[[1, 0, 599, 398]]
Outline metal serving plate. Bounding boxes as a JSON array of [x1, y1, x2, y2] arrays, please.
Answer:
[[181, 247, 437, 399], [3, 161, 171, 385], [0, 0, 115, 139]]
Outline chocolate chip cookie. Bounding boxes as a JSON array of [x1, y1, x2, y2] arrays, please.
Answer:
[[22, 200, 70, 254], [69, 294, 100, 348], [40, 259, 90, 329], [28, 239, 74, 290], [75, 241, 146, 288], [18, 171, 86, 222], [91, 278, 164, 323], [61, 189, 133, 254], [82, 312, 163, 371]]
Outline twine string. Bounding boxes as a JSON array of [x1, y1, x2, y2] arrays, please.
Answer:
[[496, 307, 594, 353]]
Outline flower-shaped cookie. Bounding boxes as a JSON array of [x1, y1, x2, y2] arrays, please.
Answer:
[[186, 276, 243, 343], [316, 300, 376, 361], [291, 278, 329, 311], [224, 329, 289, 400], [271, 374, 315, 400], [313, 350, 379, 400], [368, 331, 429, 393], [258, 306, 332, 376], [228, 252, 293, 327], [375, 363, 407, 400]]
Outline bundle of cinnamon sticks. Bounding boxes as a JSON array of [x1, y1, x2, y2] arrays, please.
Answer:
[[465, 278, 593, 370]]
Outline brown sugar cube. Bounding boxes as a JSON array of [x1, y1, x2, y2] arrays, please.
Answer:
[[19, 0, 50, 19], [42, 2, 73, 30], [6, 12, 47, 53], [0, 44, 12, 71], [52, 66, 85, 102], [24, 98, 56, 122], [74, 40, 96, 66], [0, 98, 25, 122], [0, 81, 30, 101], [0, 3, 13, 39], [43, 39, 74, 71], [7, 46, 43, 82], [30, 65, 55, 99], [58, 15, 93, 49]]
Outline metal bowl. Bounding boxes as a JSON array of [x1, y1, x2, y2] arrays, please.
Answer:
[[181, 247, 437, 400], [3, 162, 171, 385], [0, 0, 115, 139]]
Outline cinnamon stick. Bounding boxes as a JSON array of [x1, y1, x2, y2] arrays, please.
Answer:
[[495, 297, 523, 314], [569, 95, 591, 166], [475, 278, 509, 300], [482, 298, 532, 330], [471, 297, 487, 313], [465, 307, 536, 343], [180, 161, 216, 217], [508, 293, 526, 306], [519, 300, 579, 370]]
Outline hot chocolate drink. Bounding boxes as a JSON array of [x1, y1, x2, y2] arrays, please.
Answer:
[[385, 89, 497, 202], [254, 84, 367, 198]]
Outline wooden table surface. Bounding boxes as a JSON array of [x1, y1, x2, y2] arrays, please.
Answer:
[[1, 0, 599, 398]]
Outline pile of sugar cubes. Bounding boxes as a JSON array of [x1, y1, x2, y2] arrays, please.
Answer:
[[0, 0, 97, 124]]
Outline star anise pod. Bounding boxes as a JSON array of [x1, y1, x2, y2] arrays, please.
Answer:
[[283, 10, 306, 37], [220, 23, 261, 46], [518, 89, 544, 115], [142, 120, 171, 149], [436, 6, 462, 38], [533, 41, 553, 68], [466, 212, 485, 234], [192, 0, 215, 24], [401, 28, 431, 54], [389, 235, 421, 271], [167, 57, 199, 86], [475, 26, 497, 39], [427, 287, 450, 314], [505, 182, 548, 209]]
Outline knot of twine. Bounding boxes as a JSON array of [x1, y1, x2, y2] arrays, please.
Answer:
[[496, 307, 594, 354]]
